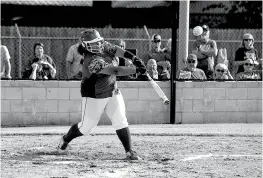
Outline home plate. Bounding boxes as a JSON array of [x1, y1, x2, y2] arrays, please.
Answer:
[[52, 161, 76, 164], [182, 154, 262, 161], [28, 147, 46, 151], [182, 153, 213, 161]]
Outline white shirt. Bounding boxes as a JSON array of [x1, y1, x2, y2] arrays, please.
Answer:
[[66, 43, 83, 79], [1, 45, 11, 74]]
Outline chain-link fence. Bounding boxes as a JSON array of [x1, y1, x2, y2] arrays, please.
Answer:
[[1, 26, 262, 80]]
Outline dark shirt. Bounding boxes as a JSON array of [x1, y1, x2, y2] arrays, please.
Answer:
[[235, 47, 258, 74], [23, 54, 56, 79]]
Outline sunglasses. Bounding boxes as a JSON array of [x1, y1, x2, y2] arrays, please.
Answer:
[[153, 40, 161, 43], [216, 69, 225, 73], [187, 60, 196, 64], [244, 39, 253, 41], [244, 63, 254, 66]]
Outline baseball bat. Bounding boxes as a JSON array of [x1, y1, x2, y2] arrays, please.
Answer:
[[143, 25, 151, 51], [146, 73, 170, 105]]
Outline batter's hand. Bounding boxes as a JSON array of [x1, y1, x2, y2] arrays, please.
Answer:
[[132, 56, 147, 75]]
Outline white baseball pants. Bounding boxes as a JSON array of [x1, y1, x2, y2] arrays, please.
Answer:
[[77, 92, 129, 135]]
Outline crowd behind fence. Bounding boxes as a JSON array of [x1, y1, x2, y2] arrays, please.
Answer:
[[1, 26, 262, 81]]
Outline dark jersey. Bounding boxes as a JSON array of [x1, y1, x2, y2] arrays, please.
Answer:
[[81, 41, 119, 98]]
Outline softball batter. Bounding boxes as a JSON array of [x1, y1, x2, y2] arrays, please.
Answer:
[[57, 29, 146, 160]]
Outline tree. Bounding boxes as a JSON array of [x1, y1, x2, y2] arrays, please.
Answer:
[[202, 1, 262, 28]]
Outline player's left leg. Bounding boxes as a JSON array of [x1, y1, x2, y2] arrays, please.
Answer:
[[105, 91, 141, 160]]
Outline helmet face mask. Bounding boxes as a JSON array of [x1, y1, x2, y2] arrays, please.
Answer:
[[81, 29, 104, 54]]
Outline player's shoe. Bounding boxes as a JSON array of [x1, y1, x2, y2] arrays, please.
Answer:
[[57, 136, 70, 151], [126, 150, 141, 160]]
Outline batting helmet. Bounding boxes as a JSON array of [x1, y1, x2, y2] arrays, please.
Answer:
[[81, 29, 104, 53]]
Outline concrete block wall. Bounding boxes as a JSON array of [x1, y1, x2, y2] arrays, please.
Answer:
[[1, 80, 170, 126], [1, 80, 262, 126], [175, 81, 262, 124]]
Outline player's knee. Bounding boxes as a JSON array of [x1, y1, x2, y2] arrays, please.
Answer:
[[113, 118, 129, 130]]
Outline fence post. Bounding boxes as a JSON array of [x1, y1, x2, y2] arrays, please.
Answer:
[[15, 23, 22, 79]]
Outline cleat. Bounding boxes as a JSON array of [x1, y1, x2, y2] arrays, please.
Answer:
[[57, 136, 70, 151], [126, 150, 141, 160]]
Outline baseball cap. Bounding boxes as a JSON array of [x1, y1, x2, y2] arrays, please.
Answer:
[[152, 34, 161, 42], [187, 54, 197, 61], [243, 33, 254, 40], [202, 25, 209, 32]]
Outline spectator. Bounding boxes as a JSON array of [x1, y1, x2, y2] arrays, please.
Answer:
[[115, 39, 136, 80], [236, 58, 261, 80], [116, 39, 127, 67], [1, 45, 12, 79], [146, 59, 158, 80], [143, 34, 166, 64], [254, 58, 263, 79], [157, 60, 171, 80], [192, 25, 218, 79], [177, 54, 206, 80], [66, 40, 83, 80], [234, 33, 259, 75], [214, 63, 233, 80], [164, 38, 172, 61], [24, 42, 56, 80]]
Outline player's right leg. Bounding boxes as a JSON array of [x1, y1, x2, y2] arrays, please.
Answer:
[[57, 97, 109, 151]]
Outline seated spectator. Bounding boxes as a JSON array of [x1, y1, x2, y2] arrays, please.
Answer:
[[234, 33, 259, 76], [254, 58, 263, 79], [177, 54, 206, 80], [192, 25, 218, 79], [146, 59, 158, 80], [157, 60, 171, 80], [66, 40, 83, 80], [236, 58, 261, 80], [214, 63, 233, 80], [1, 45, 12, 79], [23, 42, 56, 80]]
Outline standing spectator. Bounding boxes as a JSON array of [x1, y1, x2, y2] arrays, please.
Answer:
[[214, 63, 233, 80], [177, 54, 206, 80], [236, 58, 261, 80], [164, 38, 172, 61], [116, 39, 127, 67], [192, 25, 218, 79], [143, 34, 166, 64], [1, 45, 12, 79], [24, 42, 56, 80], [234, 33, 259, 76], [66, 41, 83, 80], [115, 39, 136, 80]]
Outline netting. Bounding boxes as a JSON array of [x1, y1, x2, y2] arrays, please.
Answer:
[[1, 26, 262, 80]]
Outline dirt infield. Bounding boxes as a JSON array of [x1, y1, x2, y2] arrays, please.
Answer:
[[1, 124, 262, 178]]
